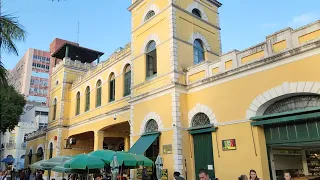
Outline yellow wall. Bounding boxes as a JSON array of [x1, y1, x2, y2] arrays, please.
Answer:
[[212, 67, 219, 74], [299, 29, 320, 44], [272, 40, 286, 53], [241, 51, 264, 64], [225, 60, 232, 70], [189, 70, 205, 83]]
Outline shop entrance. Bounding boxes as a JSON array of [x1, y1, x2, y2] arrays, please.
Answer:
[[190, 113, 215, 179], [146, 137, 159, 180], [193, 132, 214, 178], [250, 95, 320, 180]]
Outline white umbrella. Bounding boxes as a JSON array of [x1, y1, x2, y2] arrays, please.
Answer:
[[110, 155, 119, 180], [155, 155, 163, 180]]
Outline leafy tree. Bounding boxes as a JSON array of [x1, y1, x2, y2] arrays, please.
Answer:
[[0, 85, 26, 133]]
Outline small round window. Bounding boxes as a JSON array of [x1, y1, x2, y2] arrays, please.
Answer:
[[55, 80, 59, 86], [145, 10, 155, 21], [192, 8, 202, 18]]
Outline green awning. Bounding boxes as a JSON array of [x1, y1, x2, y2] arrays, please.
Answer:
[[251, 107, 320, 126], [129, 132, 160, 155]]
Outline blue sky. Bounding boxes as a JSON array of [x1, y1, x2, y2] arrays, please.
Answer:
[[3, 0, 320, 70]]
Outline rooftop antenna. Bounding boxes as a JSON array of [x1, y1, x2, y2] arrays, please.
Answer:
[[76, 21, 80, 44]]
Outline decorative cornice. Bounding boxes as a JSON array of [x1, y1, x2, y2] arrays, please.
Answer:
[[128, 0, 144, 12], [187, 39, 320, 90]]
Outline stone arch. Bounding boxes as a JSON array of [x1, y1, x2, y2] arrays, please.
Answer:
[[94, 76, 104, 88], [121, 61, 132, 75], [52, 96, 58, 104], [36, 144, 44, 152], [188, 32, 211, 51], [186, 2, 209, 21], [141, 34, 161, 54], [47, 140, 54, 149], [142, 4, 160, 23], [140, 112, 164, 135], [246, 82, 320, 119], [188, 103, 216, 127]]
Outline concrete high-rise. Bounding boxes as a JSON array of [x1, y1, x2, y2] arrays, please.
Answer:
[[9, 49, 51, 106]]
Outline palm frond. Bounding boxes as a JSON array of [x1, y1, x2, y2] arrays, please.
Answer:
[[0, 61, 8, 88], [0, 13, 26, 56]]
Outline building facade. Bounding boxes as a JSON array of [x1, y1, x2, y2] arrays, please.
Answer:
[[25, 0, 320, 180], [9, 48, 51, 106], [1, 103, 48, 170]]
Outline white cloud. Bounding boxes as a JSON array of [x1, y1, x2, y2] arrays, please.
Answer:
[[288, 12, 320, 28]]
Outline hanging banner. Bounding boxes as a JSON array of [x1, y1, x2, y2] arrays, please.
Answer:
[[222, 139, 236, 151]]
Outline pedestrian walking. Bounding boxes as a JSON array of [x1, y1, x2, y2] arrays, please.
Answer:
[[249, 170, 261, 180], [284, 172, 292, 180], [238, 175, 248, 180], [173, 172, 185, 180]]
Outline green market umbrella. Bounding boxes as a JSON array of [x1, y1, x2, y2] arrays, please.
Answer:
[[64, 154, 105, 170], [89, 150, 137, 167], [40, 156, 73, 169], [30, 160, 50, 170], [52, 164, 101, 174], [134, 154, 153, 167]]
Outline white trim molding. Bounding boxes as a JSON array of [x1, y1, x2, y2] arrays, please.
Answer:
[[142, 4, 160, 24], [188, 32, 211, 51], [246, 82, 320, 119], [36, 144, 44, 152], [141, 34, 161, 54], [140, 112, 164, 135], [188, 103, 217, 127], [186, 2, 209, 21], [94, 76, 104, 88], [121, 59, 132, 75]]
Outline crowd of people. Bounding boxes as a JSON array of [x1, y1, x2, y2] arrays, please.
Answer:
[[238, 169, 292, 180], [0, 168, 46, 180]]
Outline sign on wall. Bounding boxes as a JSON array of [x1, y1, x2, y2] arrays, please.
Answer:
[[163, 144, 172, 154], [136, 169, 168, 179], [222, 139, 236, 151]]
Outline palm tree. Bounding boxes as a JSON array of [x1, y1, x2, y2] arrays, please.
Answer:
[[0, 6, 26, 88]]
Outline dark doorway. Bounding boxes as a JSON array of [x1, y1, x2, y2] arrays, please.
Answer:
[[145, 137, 159, 180]]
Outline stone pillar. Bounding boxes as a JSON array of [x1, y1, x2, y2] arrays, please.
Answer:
[[302, 149, 309, 175], [94, 131, 104, 151], [65, 45, 69, 58], [124, 136, 130, 151]]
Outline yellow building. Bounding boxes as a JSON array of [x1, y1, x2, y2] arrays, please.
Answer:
[[25, 0, 320, 180]]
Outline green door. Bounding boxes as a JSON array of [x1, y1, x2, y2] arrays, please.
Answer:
[[193, 132, 215, 179]]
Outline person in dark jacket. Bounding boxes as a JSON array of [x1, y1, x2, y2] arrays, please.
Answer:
[[173, 172, 185, 180], [142, 167, 148, 180]]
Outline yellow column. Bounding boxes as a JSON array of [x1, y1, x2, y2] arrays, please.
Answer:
[[94, 131, 104, 151], [124, 136, 130, 151]]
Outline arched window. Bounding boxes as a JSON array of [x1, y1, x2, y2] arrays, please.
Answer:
[[145, 10, 155, 21], [145, 119, 159, 133], [85, 86, 90, 112], [192, 113, 210, 127], [124, 65, 131, 96], [146, 41, 157, 79], [264, 95, 320, 115], [193, 39, 205, 64], [109, 73, 115, 102], [96, 80, 102, 107], [75, 92, 80, 115], [192, 8, 202, 18], [36, 147, 44, 161], [52, 98, 57, 120], [28, 149, 32, 164], [49, 143, 53, 159]]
